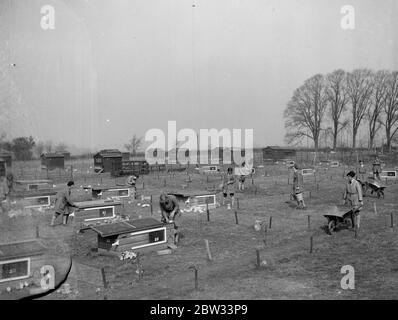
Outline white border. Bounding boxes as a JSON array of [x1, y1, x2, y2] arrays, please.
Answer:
[[24, 196, 51, 209], [83, 206, 116, 222], [193, 195, 216, 207], [122, 227, 167, 250], [302, 169, 315, 176], [0, 257, 31, 283], [107, 188, 130, 198], [380, 171, 397, 179]]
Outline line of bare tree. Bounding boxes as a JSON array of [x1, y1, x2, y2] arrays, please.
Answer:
[[284, 69, 398, 153]]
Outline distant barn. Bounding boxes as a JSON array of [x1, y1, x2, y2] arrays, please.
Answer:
[[0, 150, 12, 167], [122, 152, 130, 161], [262, 146, 296, 162], [0, 159, 5, 177], [93, 149, 123, 176], [61, 152, 71, 161], [41, 153, 65, 170]]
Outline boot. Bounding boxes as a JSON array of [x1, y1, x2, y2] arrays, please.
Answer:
[[50, 215, 57, 226], [62, 215, 68, 225]]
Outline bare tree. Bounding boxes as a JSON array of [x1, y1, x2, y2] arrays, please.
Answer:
[[35, 141, 45, 158], [124, 135, 143, 157], [44, 140, 53, 153], [284, 74, 328, 157], [54, 142, 68, 153], [326, 70, 349, 150], [381, 71, 398, 152], [367, 70, 388, 150], [346, 69, 374, 149]]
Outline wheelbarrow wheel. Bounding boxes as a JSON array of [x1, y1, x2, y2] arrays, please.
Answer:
[[343, 217, 353, 229], [328, 220, 337, 234]]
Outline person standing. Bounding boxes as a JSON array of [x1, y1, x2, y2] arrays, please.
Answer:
[[292, 164, 303, 194], [356, 160, 366, 182], [51, 181, 77, 226], [292, 164, 305, 208], [237, 161, 246, 191], [372, 156, 381, 180], [222, 167, 236, 208], [159, 193, 182, 245], [126, 174, 138, 199], [343, 171, 363, 230]]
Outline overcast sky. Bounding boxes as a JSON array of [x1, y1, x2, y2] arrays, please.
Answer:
[[1, 0, 397, 151]]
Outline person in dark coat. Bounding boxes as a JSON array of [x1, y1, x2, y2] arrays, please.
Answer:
[[159, 193, 182, 244], [51, 181, 77, 226], [343, 171, 363, 230]]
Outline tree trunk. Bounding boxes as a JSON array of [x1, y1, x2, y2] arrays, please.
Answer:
[[386, 127, 391, 153], [333, 122, 338, 150], [352, 131, 356, 149], [369, 135, 374, 150]]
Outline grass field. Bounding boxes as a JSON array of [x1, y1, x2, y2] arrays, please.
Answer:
[[1, 163, 397, 300]]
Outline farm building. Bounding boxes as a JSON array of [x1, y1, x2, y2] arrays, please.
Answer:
[[122, 152, 130, 161], [41, 153, 65, 170], [0, 150, 12, 167], [122, 159, 150, 175], [0, 160, 5, 177], [262, 146, 296, 162], [93, 149, 123, 175], [61, 152, 70, 161]]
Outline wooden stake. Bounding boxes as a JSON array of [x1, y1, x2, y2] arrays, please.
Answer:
[[373, 202, 377, 216], [36, 225, 40, 239], [263, 225, 267, 246], [391, 212, 394, 229], [309, 236, 313, 254], [204, 239, 212, 261], [256, 249, 260, 268], [101, 267, 108, 289], [207, 208, 210, 222], [269, 216, 272, 229], [189, 266, 199, 290], [234, 211, 239, 225], [307, 215, 311, 230]]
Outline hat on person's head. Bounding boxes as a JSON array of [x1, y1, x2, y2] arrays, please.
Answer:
[[67, 181, 75, 187], [159, 192, 168, 203], [293, 164, 300, 170], [346, 171, 356, 178]]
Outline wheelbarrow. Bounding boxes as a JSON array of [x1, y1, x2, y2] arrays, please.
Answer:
[[324, 206, 355, 235], [362, 178, 386, 199]]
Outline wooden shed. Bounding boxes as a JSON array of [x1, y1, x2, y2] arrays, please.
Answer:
[[0, 150, 12, 167], [122, 152, 130, 161], [72, 199, 123, 230], [90, 218, 174, 257], [0, 239, 72, 299], [0, 160, 5, 177], [121, 159, 149, 176], [41, 153, 65, 170], [93, 149, 123, 176], [262, 146, 296, 162]]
